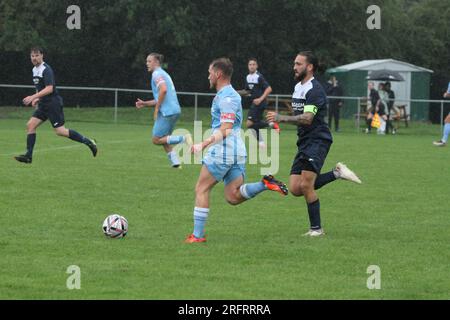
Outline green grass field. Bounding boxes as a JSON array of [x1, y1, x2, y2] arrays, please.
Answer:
[[0, 107, 449, 299]]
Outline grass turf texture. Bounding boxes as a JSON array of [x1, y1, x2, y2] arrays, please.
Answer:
[[0, 106, 449, 299]]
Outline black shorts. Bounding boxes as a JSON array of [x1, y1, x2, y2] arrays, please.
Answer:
[[33, 96, 65, 128], [290, 139, 332, 175], [247, 102, 267, 122]]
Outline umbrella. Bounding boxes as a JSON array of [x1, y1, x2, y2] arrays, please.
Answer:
[[366, 69, 405, 82]]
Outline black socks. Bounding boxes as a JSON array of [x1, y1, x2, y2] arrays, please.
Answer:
[[249, 122, 269, 142], [26, 133, 36, 158], [69, 129, 89, 144], [314, 171, 337, 190], [307, 199, 321, 230]]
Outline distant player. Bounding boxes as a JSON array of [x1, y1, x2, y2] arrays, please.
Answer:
[[238, 58, 280, 148], [185, 58, 288, 243], [267, 51, 362, 237], [14, 47, 97, 164], [433, 83, 450, 146], [136, 53, 191, 168]]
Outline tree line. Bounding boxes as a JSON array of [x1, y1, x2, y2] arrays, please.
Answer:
[[1, 0, 449, 99]]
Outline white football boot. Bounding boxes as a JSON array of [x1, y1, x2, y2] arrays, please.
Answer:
[[433, 140, 446, 147], [335, 162, 362, 184], [303, 229, 326, 237]]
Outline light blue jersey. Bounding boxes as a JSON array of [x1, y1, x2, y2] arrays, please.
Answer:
[[204, 85, 247, 166], [151, 67, 181, 116], [447, 82, 450, 94]]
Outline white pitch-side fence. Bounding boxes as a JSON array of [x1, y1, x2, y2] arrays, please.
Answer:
[[1, 84, 449, 131]]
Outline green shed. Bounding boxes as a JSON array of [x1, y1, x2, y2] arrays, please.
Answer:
[[326, 59, 433, 121]]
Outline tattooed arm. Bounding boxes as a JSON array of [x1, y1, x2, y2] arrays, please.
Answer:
[[266, 111, 314, 126]]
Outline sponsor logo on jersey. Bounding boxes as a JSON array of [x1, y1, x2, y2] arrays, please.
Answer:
[[221, 112, 236, 122], [292, 98, 305, 113]]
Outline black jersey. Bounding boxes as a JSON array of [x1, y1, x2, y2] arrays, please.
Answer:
[[32, 62, 60, 104], [245, 72, 270, 100], [292, 78, 333, 143], [369, 88, 379, 109]]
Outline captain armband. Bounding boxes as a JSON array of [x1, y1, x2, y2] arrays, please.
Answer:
[[304, 105, 318, 115]]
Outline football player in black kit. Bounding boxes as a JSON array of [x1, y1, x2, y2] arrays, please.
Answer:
[[267, 51, 362, 237], [239, 58, 280, 148], [15, 47, 97, 164]]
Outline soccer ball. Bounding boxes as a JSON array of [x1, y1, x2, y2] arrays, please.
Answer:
[[102, 214, 128, 239]]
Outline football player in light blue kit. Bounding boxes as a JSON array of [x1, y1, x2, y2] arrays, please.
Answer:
[[136, 53, 192, 168], [185, 58, 288, 243], [433, 82, 450, 147]]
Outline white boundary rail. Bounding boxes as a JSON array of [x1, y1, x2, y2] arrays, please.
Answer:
[[1, 84, 449, 131]]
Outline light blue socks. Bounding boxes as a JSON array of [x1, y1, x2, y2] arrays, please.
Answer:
[[442, 123, 450, 143], [239, 182, 268, 200], [193, 207, 209, 238], [167, 135, 185, 145]]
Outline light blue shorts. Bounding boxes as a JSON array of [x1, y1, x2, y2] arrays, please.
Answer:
[[153, 113, 180, 138], [203, 162, 246, 186]]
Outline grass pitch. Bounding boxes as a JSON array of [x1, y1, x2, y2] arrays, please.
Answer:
[[0, 106, 449, 299]]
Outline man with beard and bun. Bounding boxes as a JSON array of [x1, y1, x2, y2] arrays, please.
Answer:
[[267, 51, 362, 237]]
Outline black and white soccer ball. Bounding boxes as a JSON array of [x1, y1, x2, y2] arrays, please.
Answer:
[[102, 214, 128, 239]]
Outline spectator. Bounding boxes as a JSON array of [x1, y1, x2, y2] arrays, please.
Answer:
[[326, 76, 343, 132], [365, 82, 380, 133], [375, 83, 389, 134], [384, 82, 400, 134]]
